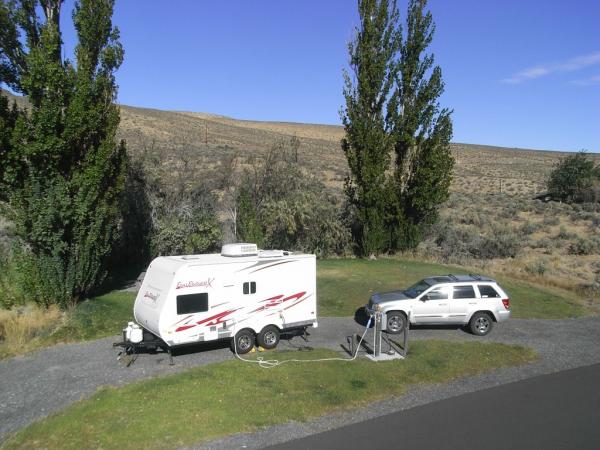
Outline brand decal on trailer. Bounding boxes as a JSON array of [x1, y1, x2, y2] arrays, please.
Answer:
[[176, 278, 215, 290], [143, 291, 159, 302]]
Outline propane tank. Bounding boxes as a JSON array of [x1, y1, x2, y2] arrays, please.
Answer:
[[130, 323, 143, 343], [124, 322, 143, 343]]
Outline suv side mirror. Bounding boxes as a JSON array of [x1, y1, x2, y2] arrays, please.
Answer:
[[421, 294, 429, 301]]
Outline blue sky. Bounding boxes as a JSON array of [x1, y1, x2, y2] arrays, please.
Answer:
[[56, 1, 600, 151]]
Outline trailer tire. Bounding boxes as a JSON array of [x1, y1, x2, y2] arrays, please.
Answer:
[[257, 325, 280, 350], [232, 329, 255, 354]]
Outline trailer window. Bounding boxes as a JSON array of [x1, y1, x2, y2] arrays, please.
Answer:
[[176, 293, 208, 315], [243, 282, 256, 295]]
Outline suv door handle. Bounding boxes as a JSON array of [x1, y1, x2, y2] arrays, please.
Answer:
[[439, 303, 447, 306]]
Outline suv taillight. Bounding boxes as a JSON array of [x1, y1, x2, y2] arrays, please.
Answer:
[[502, 298, 510, 310]]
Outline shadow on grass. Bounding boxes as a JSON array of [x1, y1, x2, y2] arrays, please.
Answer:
[[353, 306, 471, 334], [91, 263, 147, 297]]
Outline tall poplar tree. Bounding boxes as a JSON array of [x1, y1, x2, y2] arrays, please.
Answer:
[[342, 0, 453, 254], [341, 0, 401, 256], [0, 0, 126, 306], [388, 0, 454, 250]]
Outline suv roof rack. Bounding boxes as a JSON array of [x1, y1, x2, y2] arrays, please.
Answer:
[[469, 273, 482, 280], [447, 274, 459, 281]]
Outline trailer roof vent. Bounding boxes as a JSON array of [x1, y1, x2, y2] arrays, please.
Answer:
[[221, 243, 258, 257]]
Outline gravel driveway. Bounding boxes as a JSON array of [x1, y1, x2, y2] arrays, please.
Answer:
[[2, 315, 600, 446]]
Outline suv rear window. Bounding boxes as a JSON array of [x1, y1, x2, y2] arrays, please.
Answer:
[[453, 285, 475, 299], [478, 285, 500, 298]]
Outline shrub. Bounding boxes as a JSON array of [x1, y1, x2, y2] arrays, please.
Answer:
[[150, 187, 222, 256], [557, 226, 577, 240], [547, 151, 600, 203], [542, 216, 560, 227], [236, 140, 352, 257], [519, 221, 541, 235], [524, 259, 548, 276], [568, 238, 599, 256], [431, 223, 521, 261], [475, 226, 521, 259]]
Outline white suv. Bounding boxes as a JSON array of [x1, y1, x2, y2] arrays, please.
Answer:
[[364, 275, 510, 336]]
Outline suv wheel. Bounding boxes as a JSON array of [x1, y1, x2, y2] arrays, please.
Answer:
[[385, 311, 406, 334], [469, 312, 493, 336]]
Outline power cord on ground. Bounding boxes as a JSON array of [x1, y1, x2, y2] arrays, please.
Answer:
[[233, 315, 373, 369]]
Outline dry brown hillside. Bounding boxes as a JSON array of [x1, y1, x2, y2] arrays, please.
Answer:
[[4, 89, 596, 195], [118, 103, 600, 197]]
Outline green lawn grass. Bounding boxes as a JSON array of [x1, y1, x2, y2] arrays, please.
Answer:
[[3, 341, 536, 450], [317, 258, 585, 318], [43, 291, 135, 345]]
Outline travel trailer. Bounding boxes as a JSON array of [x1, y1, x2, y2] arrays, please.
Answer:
[[122, 243, 317, 355]]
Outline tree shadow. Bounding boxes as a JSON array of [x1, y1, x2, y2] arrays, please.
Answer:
[[354, 307, 373, 327]]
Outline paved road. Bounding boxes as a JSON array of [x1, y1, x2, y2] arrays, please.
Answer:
[[265, 363, 600, 450]]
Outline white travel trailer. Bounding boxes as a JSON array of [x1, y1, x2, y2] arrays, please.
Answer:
[[126, 243, 317, 355]]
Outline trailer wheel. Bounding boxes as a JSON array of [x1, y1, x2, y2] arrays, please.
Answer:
[[257, 325, 280, 350], [232, 329, 255, 354]]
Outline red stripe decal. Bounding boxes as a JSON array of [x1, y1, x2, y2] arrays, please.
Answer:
[[284, 296, 309, 310], [260, 295, 284, 304], [250, 260, 293, 274], [172, 315, 193, 327], [175, 309, 238, 332]]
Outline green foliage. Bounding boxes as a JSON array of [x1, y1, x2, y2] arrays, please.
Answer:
[[0, 0, 126, 307], [341, 0, 399, 256], [387, 0, 454, 251], [236, 140, 352, 257], [150, 187, 222, 256], [341, 0, 453, 255], [236, 186, 265, 247], [547, 151, 600, 203]]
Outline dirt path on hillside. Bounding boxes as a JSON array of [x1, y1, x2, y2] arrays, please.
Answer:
[[2, 316, 600, 445]]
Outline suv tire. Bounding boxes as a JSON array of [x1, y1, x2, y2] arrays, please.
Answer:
[[469, 312, 493, 336], [385, 311, 407, 334]]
